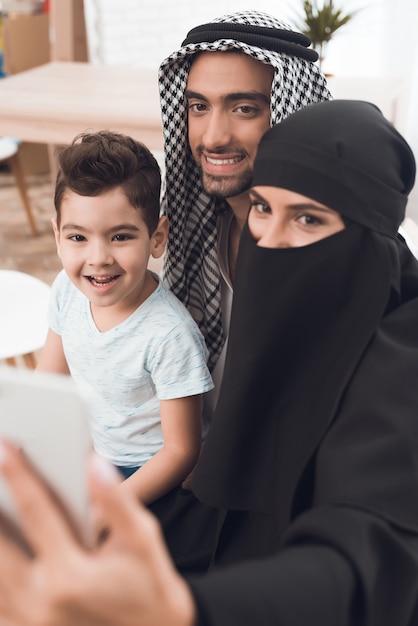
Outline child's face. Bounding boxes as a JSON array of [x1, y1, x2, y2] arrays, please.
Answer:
[[53, 186, 167, 315], [248, 187, 345, 248]]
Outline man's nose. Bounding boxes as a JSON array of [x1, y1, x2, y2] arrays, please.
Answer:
[[201, 111, 232, 151]]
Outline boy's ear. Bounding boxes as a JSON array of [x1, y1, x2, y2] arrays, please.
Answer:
[[51, 218, 62, 258], [151, 216, 169, 259]]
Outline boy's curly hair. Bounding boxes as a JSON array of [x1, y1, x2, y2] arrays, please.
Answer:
[[54, 130, 161, 235]]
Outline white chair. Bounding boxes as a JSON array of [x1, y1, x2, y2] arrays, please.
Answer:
[[0, 137, 38, 236], [0, 270, 50, 368]]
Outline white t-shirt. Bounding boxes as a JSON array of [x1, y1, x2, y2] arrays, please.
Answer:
[[48, 270, 213, 467]]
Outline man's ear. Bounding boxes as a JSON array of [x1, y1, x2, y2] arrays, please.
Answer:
[[150, 216, 169, 258], [51, 218, 62, 258]]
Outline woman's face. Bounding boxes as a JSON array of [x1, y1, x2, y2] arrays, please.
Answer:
[[248, 186, 346, 248]]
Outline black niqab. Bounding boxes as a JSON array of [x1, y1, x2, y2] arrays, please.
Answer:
[[192, 100, 418, 536]]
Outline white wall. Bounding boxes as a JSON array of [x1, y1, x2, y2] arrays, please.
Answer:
[[84, 0, 407, 75], [85, 0, 294, 69]]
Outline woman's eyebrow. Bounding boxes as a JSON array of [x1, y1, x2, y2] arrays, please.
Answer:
[[249, 189, 335, 213], [286, 203, 334, 213], [249, 189, 267, 202]]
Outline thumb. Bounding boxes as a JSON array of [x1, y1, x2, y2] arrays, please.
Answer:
[[87, 454, 162, 552]]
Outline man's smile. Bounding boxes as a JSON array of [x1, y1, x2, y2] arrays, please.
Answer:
[[205, 155, 245, 166]]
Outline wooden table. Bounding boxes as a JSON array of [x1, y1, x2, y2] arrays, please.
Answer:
[[0, 61, 163, 151]]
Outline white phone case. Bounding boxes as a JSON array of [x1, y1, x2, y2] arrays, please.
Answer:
[[0, 366, 92, 546]]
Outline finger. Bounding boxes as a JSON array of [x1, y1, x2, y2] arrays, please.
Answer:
[[0, 524, 29, 577], [0, 439, 80, 559], [88, 454, 195, 624], [87, 454, 165, 554], [0, 527, 30, 622], [89, 502, 110, 546], [181, 473, 193, 491]]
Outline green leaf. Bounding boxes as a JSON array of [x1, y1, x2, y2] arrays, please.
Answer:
[[290, 0, 358, 48]]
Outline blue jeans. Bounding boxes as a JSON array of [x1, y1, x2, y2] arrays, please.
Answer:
[[115, 465, 140, 479]]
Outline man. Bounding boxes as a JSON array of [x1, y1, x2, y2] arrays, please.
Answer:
[[158, 10, 331, 419]]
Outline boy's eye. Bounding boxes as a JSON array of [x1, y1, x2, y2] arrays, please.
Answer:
[[68, 234, 86, 242], [113, 234, 132, 241]]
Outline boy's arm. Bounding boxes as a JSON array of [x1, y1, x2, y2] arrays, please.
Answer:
[[35, 328, 70, 375], [120, 395, 202, 505]]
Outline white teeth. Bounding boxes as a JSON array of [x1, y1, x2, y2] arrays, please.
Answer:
[[89, 276, 115, 285], [206, 156, 241, 165]]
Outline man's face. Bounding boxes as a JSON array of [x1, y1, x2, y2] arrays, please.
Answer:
[[186, 52, 273, 200]]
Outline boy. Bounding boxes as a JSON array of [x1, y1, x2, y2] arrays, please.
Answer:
[[37, 130, 213, 508]]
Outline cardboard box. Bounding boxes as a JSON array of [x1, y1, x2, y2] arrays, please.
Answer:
[[1, 2, 89, 175], [2, 12, 50, 175], [50, 0, 88, 62], [2, 12, 49, 75]]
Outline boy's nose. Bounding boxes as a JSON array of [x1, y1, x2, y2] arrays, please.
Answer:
[[87, 241, 113, 266]]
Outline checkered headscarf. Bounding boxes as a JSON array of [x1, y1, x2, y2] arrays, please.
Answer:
[[158, 10, 332, 371]]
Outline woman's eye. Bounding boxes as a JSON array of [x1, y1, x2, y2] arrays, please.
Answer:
[[298, 214, 322, 226], [250, 201, 270, 215]]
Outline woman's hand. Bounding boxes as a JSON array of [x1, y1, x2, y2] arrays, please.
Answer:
[[0, 439, 196, 626]]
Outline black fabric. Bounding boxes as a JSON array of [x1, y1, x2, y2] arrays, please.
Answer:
[[148, 486, 219, 574], [189, 544, 356, 626], [188, 100, 418, 625], [189, 510, 418, 626], [182, 22, 318, 62], [193, 225, 412, 521]]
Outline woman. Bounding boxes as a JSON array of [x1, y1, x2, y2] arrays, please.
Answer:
[[1, 99, 418, 626]]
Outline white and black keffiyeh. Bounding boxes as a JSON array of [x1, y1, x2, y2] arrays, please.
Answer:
[[158, 10, 332, 371]]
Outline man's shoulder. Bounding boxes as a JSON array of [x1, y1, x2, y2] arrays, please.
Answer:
[[149, 280, 207, 344], [153, 280, 195, 323]]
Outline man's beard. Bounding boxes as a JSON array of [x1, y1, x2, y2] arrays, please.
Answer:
[[198, 166, 253, 199]]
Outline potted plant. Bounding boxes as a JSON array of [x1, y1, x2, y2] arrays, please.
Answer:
[[293, 0, 357, 72]]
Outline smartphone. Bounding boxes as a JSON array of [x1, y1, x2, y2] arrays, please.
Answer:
[[0, 366, 92, 547]]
